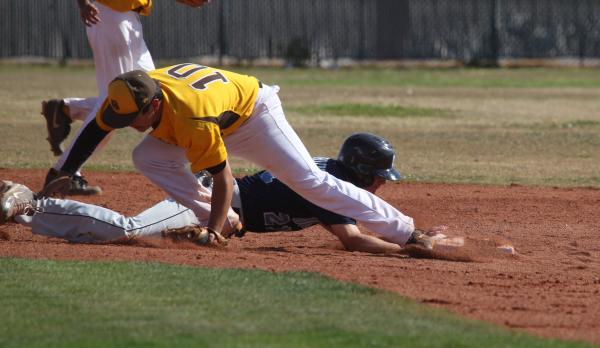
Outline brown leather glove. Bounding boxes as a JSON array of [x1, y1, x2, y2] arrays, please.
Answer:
[[162, 225, 228, 246]]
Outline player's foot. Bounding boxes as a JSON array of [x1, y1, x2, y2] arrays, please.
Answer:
[[44, 168, 102, 196], [41, 99, 72, 156], [0, 180, 35, 223], [406, 229, 434, 250], [70, 175, 103, 196]]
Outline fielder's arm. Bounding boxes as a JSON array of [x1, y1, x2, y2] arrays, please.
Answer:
[[60, 120, 111, 175], [206, 160, 234, 235], [325, 224, 402, 254]]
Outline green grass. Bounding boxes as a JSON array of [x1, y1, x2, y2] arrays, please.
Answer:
[[0, 258, 591, 348], [0, 65, 598, 347], [239, 66, 600, 88], [289, 103, 449, 118]]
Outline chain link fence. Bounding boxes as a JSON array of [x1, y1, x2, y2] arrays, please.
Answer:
[[2, 0, 600, 66]]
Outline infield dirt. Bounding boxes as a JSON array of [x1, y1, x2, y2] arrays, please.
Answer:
[[1, 168, 599, 344]]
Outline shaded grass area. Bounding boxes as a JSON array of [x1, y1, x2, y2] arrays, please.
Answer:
[[0, 258, 591, 348], [6, 64, 600, 89]]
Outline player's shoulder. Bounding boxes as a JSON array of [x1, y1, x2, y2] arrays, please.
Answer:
[[313, 157, 352, 181], [312, 157, 332, 170]]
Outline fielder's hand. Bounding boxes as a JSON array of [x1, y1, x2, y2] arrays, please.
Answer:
[[425, 225, 449, 236], [163, 225, 229, 246], [176, 0, 212, 8], [77, 0, 100, 26]]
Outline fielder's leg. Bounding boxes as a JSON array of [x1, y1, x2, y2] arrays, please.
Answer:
[[63, 97, 99, 122], [86, 3, 155, 94], [225, 85, 415, 245], [42, 3, 157, 195], [132, 135, 240, 235]]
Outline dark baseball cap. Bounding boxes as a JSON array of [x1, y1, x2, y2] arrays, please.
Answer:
[[102, 70, 159, 129]]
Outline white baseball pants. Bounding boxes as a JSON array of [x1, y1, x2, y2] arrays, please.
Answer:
[[14, 187, 239, 244], [56, 2, 155, 171], [15, 197, 195, 242], [133, 85, 415, 244]]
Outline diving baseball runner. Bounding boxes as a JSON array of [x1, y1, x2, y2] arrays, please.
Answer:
[[43, 63, 417, 245], [1, 134, 433, 252]]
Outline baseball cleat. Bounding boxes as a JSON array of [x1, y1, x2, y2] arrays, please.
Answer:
[[0, 180, 35, 223], [44, 168, 102, 196], [41, 99, 72, 156], [70, 175, 102, 196]]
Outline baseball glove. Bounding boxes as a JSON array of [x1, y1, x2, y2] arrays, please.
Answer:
[[162, 225, 229, 246]]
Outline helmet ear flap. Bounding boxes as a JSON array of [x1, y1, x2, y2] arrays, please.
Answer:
[[354, 163, 375, 187]]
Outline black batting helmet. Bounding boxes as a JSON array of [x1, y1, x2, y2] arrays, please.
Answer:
[[337, 133, 402, 188]]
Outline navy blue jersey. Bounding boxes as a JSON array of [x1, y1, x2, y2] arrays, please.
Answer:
[[235, 157, 357, 232]]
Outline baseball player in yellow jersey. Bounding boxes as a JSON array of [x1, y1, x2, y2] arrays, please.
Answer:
[[40, 0, 210, 195], [48, 63, 417, 246]]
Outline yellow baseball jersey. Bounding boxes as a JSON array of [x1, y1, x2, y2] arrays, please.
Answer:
[[96, 0, 152, 16], [148, 63, 260, 172]]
